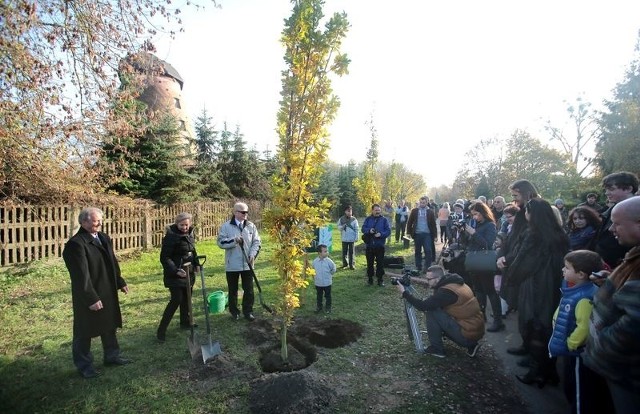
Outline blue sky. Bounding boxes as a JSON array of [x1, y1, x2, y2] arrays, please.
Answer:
[[155, 0, 640, 186]]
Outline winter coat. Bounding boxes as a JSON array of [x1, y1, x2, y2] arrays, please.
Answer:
[[466, 220, 497, 252], [396, 206, 410, 225], [361, 215, 391, 248], [313, 256, 336, 287], [337, 215, 359, 243], [584, 246, 640, 392], [568, 225, 597, 251], [63, 227, 127, 338], [402, 273, 484, 341], [548, 281, 596, 357], [595, 205, 631, 268], [507, 229, 569, 337], [217, 216, 261, 271], [160, 224, 200, 288], [406, 207, 437, 239]]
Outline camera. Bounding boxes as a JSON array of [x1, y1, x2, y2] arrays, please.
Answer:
[[452, 220, 466, 229], [391, 268, 417, 286]]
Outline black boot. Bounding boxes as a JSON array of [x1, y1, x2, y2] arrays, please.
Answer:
[[487, 318, 505, 332], [516, 359, 545, 388]]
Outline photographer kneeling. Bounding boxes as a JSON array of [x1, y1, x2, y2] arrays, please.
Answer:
[[394, 265, 485, 358]]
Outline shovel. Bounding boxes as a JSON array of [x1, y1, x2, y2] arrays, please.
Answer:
[[183, 263, 201, 359], [196, 255, 222, 362]]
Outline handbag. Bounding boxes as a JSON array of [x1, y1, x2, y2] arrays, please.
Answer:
[[464, 249, 498, 273]]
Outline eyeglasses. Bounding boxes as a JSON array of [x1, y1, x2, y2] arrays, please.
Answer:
[[236, 211, 248, 214], [504, 215, 513, 219]]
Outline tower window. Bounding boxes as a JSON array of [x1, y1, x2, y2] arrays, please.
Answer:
[[174, 98, 181, 109], [180, 120, 186, 131]]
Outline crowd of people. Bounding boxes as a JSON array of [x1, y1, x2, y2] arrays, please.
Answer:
[[62, 172, 640, 414], [388, 172, 639, 414]]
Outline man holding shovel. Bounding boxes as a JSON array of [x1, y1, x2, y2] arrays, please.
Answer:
[[217, 202, 261, 321]]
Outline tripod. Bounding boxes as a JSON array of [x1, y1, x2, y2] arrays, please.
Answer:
[[403, 282, 426, 353]]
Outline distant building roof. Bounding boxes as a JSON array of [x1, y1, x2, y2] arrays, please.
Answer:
[[125, 52, 184, 89]]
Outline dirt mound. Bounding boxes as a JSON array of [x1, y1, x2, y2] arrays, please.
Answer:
[[248, 371, 336, 414]]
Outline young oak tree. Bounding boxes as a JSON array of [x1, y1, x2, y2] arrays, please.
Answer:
[[263, 0, 349, 362]]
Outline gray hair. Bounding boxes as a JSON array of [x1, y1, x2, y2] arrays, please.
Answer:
[[427, 265, 445, 278], [175, 212, 193, 224], [78, 207, 103, 224]]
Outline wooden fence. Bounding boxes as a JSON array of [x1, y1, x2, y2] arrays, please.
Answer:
[[0, 200, 264, 267]]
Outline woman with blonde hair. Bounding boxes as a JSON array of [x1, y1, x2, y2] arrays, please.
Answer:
[[438, 202, 451, 244]]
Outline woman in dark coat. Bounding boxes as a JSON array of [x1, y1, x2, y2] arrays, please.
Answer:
[[462, 201, 501, 331], [156, 212, 200, 342], [507, 198, 569, 387]]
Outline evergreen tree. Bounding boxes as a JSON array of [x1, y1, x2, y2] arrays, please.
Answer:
[[194, 109, 230, 200]]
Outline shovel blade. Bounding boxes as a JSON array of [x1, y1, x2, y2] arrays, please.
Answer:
[[187, 333, 202, 360], [201, 340, 222, 363]]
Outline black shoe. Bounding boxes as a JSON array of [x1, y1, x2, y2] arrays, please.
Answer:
[[104, 357, 132, 366], [377, 281, 385, 287], [486, 321, 505, 332], [156, 331, 166, 343], [315, 308, 323, 314], [516, 371, 544, 387], [79, 367, 101, 379], [244, 313, 255, 321], [231, 313, 240, 320], [517, 356, 531, 368], [325, 308, 332, 314], [507, 346, 528, 356], [367, 278, 373, 285], [349, 266, 355, 270]]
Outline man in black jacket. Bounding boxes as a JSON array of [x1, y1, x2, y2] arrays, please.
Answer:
[[63, 207, 131, 379], [593, 172, 638, 269]]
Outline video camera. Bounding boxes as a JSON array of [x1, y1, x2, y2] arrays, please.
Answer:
[[390, 267, 420, 286]]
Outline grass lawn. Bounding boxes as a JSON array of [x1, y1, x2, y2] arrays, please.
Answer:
[[0, 227, 525, 413]]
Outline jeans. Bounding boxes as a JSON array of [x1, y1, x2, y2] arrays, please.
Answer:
[[413, 232, 433, 271], [426, 308, 476, 351]]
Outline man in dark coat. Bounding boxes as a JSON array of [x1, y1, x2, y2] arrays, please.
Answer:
[[63, 207, 131, 379]]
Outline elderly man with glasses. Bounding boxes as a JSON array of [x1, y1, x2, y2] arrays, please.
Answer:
[[217, 202, 261, 321], [394, 265, 485, 358]]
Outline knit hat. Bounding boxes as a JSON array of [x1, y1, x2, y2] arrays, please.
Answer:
[[554, 199, 564, 206]]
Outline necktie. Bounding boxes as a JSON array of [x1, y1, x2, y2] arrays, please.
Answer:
[[93, 235, 102, 246]]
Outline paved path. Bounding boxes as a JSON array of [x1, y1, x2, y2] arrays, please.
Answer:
[[483, 309, 570, 414]]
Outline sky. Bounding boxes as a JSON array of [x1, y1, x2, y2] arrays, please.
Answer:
[[154, 0, 640, 187]]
